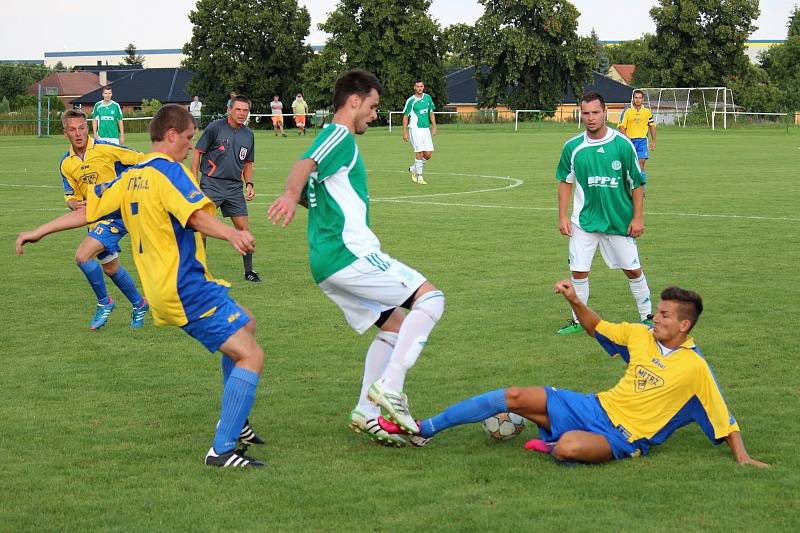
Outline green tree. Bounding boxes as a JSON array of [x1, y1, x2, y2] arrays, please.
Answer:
[[724, 63, 782, 112], [0, 63, 51, 103], [183, 0, 312, 114], [301, 0, 446, 113], [788, 5, 800, 38], [442, 23, 474, 71], [591, 30, 610, 74], [468, 0, 595, 111], [760, 35, 800, 111], [642, 0, 759, 87], [122, 43, 145, 66]]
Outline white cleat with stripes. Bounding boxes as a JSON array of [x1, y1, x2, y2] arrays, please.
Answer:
[[204, 447, 265, 468]]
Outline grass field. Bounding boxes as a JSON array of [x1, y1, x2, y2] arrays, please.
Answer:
[[1, 123, 798, 531]]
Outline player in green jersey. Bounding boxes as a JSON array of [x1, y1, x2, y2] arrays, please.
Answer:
[[269, 70, 446, 446], [555, 91, 653, 335], [91, 86, 124, 145], [402, 80, 437, 185]]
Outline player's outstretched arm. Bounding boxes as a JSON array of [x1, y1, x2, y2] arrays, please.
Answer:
[[553, 279, 601, 336], [187, 209, 255, 255], [15, 209, 89, 255], [268, 158, 316, 227], [724, 431, 769, 468]]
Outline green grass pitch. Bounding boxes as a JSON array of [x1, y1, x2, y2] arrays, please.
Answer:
[[0, 123, 798, 530]]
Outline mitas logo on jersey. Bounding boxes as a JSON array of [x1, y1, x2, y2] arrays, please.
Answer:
[[239, 147, 248, 160], [587, 176, 620, 188], [79, 172, 99, 184]]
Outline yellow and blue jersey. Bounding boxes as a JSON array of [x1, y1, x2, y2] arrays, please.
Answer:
[[60, 139, 144, 228], [85, 152, 231, 327], [594, 321, 739, 452], [617, 106, 654, 139]]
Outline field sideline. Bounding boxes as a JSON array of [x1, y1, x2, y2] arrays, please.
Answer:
[[1, 124, 798, 531]]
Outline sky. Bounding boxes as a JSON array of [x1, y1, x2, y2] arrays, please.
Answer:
[[0, 0, 796, 60]]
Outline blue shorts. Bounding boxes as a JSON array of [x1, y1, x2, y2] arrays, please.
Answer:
[[632, 138, 649, 159], [181, 297, 251, 352], [88, 219, 127, 262], [539, 387, 644, 460]]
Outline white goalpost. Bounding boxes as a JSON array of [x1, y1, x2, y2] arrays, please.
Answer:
[[637, 87, 735, 129]]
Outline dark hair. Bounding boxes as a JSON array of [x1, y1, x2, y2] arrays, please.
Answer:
[[414, 79, 424, 85], [580, 91, 606, 108], [102, 85, 112, 92], [660, 286, 704, 331], [333, 69, 383, 111], [150, 104, 194, 142], [61, 108, 88, 126], [231, 95, 252, 107], [633, 89, 644, 97]]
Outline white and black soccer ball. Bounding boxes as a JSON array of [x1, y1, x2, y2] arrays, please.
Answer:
[[481, 412, 526, 441]]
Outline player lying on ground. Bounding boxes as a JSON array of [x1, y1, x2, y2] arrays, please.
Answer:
[[380, 279, 768, 467], [16, 104, 268, 468]]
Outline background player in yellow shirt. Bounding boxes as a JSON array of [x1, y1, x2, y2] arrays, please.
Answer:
[[379, 279, 767, 467], [16, 105, 267, 468], [59, 109, 149, 330], [618, 89, 656, 177]]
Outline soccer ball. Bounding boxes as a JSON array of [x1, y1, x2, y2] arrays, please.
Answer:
[[481, 412, 526, 441]]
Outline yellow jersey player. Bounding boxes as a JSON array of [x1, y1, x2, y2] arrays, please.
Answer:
[[17, 105, 267, 468], [618, 89, 656, 177], [59, 109, 149, 330], [379, 280, 768, 468]]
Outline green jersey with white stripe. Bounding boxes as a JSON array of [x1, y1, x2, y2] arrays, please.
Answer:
[[402, 93, 435, 129], [92, 100, 123, 139], [302, 123, 381, 282], [555, 128, 645, 235]]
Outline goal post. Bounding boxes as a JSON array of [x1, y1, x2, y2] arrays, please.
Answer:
[[635, 87, 735, 128]]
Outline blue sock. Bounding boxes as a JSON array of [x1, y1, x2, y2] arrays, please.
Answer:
[[109, 266, 143, 306], [220, 354, 235, 385], [78, 261, 108, 303], [213, 367, 260, 454], [420, 388, 508, 438]]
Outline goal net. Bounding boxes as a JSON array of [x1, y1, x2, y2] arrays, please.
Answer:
[[636, 87, 735, 128]]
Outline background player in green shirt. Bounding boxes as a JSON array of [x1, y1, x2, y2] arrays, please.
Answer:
[[402, 80, 437, 185], [91, 86, 124, 145], [555, 91, 653, 335]]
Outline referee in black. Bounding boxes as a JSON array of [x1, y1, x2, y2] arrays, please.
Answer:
[[191, 95, 261, 282]]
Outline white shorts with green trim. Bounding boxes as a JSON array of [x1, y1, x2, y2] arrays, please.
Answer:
[[319, 252, 427, 334], [568, 223, 642, 272]]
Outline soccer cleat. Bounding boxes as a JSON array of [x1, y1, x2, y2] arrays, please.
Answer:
[[377, 416, 430, 447], [348, 410, 406, 447], [556, 319, 584, 335], [642, 314, 654, 327], [130, 299, 149, 329], [409, 165, 418, 183], [89, 298, 116, 330], [204, 447, 265, 468], [367, 381, 419, 434], [244, 270, 262, 283], [524, 439, 555, 454], [238, 419, 266, 446], [416, 176, 428, 185]]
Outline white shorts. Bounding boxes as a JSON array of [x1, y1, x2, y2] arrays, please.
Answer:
[[568, 223, 642, 272], [318, 252, 427, 334], [409, 128, 434, 153], [97, 137, 120, 145]]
